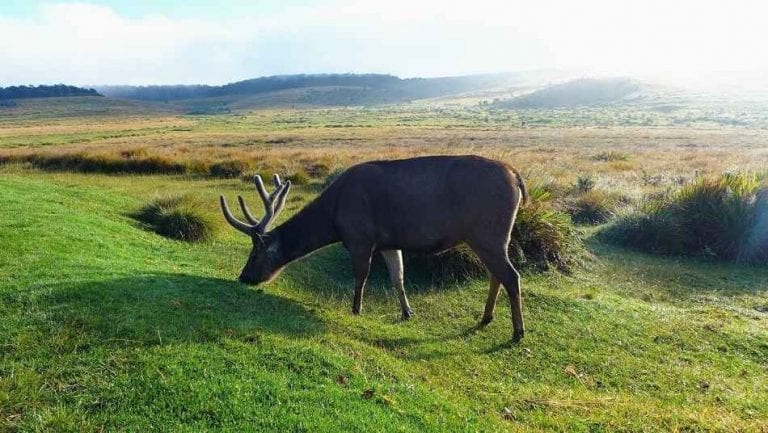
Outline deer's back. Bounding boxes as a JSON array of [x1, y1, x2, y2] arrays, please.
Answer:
[[331, 155, 522, 252]]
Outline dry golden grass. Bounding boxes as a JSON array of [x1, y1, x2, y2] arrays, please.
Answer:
[[2, 105, 767, 199], [0, 117, 194, 138]]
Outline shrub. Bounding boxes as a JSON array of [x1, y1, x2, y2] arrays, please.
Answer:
[[602, 173, 768, 263], [566, 190, 620, 225], [134, 195, 217, 242], [209, 160, 249, 178], [405, 187, 582, 282]]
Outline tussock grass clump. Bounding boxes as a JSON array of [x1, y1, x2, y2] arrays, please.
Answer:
[[239, 171, 271, 185], [209, 160, 250, 178], [574, 174, 597, 193], [304, 162, 332, 178], [134, 195, 217, 242], [12, 152, 187, 175], [566, 190, 622, 225], [405, 188, 582, 282], [603, 173, 768, 263], [593, 150, 630, 162], [510, 189, 582, 272], [404, 245, 486, 282], [287, 169, 311, 185]]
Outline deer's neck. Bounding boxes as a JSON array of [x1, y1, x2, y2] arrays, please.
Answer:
[[271, 193, 338, 267]]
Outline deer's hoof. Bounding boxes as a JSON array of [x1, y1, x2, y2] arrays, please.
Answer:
[[401, 308, 413, 321], [512, 329, 525, 343], [479, 315, 494, 326]]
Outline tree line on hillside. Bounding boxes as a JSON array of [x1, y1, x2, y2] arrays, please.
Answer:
[[0, 85, 101, 100], [97, 74, 400, 101]]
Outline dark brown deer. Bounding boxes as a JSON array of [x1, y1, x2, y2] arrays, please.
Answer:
[[220, 155, 529, 341]]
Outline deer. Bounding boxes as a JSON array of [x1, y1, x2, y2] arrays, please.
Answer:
[[219, 155, 529, 341]]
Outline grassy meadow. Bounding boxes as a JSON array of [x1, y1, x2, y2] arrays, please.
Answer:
[[1, 96, 768, 432]]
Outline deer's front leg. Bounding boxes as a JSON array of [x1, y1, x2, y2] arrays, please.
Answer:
[[350, 246, 373, 315], [381, 249, 412, 320]]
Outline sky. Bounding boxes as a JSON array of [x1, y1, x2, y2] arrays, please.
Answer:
[[1, 0, 767, 86]]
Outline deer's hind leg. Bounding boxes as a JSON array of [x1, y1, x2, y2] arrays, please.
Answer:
[[381, 249, 413, 320], [481, 274, 502, 326], [468, 241, 524, 342]]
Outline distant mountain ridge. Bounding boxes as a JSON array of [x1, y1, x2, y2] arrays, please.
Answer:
[[95, 71, 561, 104]]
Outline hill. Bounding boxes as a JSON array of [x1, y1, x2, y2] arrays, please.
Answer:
[[497, 78, 646, 108], [95, 71, 565, 107]]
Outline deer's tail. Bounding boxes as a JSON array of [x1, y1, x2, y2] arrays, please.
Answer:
[[511, 169, 529, 206]]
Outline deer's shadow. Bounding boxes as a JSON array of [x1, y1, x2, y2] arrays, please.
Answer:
[[282, 244, 484, 302], [39, 273, 323, 348]]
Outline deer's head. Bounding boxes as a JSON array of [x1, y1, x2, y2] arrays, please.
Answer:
[[220, 174, 292, 285]]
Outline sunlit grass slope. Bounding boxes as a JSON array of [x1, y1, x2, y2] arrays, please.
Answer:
[[1, 171, 767, 432]]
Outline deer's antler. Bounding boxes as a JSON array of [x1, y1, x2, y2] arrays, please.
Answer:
[[220, 174, 292, 236]]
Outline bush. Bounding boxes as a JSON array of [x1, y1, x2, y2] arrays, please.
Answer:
[[404, 187, 582, 282], [566, 190, 620, 225], [602, 173, 768, 263], [134, 195, 217, 242]]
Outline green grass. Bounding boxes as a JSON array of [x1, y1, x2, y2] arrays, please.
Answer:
[[1, 170, 768, 432]]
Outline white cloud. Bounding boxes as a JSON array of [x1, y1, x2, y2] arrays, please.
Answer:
[[1, 1, 767, 86], [0, 3, 251, 85]]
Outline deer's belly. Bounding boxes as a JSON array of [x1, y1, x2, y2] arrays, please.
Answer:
[[375, 228, 462, 253]]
